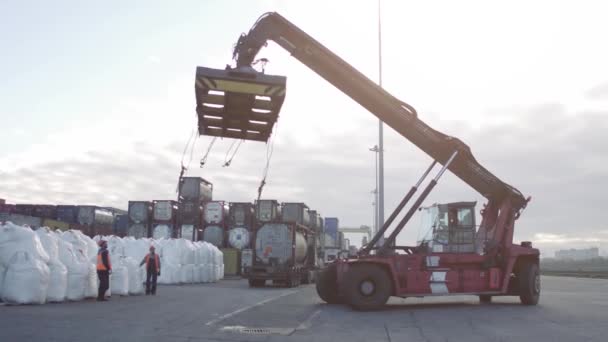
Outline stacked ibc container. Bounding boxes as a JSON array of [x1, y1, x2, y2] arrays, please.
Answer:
[[227, 202, 254, 250], [281, 203, 310, 227], [178, 177, 212, 241], [203, 201, 228, 247], [152, 200, 179, 239], [113, 214, 129, 237], [76, 206, 114, 236], [128, 201, 153, 238], [254, 199, 281, 224]]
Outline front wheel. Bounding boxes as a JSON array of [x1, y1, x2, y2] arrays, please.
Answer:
[[518, 263, 540, 305], [343, 264, 392, 311], [316, 264, 341, 304]]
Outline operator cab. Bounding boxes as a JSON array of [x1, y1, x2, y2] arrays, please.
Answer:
[[419, 201, 478, 254]]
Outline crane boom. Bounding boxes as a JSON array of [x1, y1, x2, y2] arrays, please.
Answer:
[[228, 12, 527, 211]]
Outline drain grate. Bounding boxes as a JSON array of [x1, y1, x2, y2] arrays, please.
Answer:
[[220, 326, 294, 335]]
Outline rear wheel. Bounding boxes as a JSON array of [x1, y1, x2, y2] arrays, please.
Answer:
[[248, 279, 265, 288], [343, 264, 392, 311], [479, 295, 492, 304], [518, 262, 540, 305], [316, 264, 342, 304]]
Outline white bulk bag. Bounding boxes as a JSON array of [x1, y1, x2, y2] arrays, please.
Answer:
[[46, 261, 68, 302], [124, 257, 144, 295], [35, 227, 60, 261], [180, 264, 194, 284], [84, 262, 98, 299], [110, 260, 129, 296], [0, 223, 50, 267], [1, 251, 50, 305]]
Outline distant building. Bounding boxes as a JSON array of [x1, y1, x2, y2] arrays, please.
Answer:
[[555, 247, 599, 260]]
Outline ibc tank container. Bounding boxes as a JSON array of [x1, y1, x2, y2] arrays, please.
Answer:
[[203, 226, 225, 247], [77, 206, 113, 226], [255, 199, 280, 222], [255, 223, 307, 266], [128, 201, 152, 223], [179, 177, 213, 202], [180, 224, 195, 241], [153, 200, 178, 221], [152, 224, 174, 239], [228, 227, 250, 250], [229, 202, 254, 227], [204, 201, 229, 225], [280, 203, 310, 226], [128, 224, 148, 238], [179, 201, 202, 224]]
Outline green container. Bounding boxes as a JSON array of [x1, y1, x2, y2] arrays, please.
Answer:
[[220, 248, 241, 276]]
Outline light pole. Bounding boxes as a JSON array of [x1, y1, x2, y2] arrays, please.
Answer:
[[377, 0, 385, 235], [369, 145, 379, 237]]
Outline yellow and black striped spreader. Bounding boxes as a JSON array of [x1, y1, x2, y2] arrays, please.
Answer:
[[195, 66, 287, 142]]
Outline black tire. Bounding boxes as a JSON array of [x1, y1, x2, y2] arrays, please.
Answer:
[[316, 264, 342, 304], [479, 295, 492, 304], [343, 264, 392, 311], [518, 262, 540, 305], [248, 279, 265, 288]]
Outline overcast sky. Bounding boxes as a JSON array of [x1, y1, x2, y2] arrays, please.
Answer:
[[1, 1, 607, 256]]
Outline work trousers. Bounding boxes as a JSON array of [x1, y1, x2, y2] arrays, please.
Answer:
[[146, 271, 158, 295], [97, 270, 109, 300]]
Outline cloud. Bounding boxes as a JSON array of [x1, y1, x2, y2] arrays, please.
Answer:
[[146, 55, 161, 64], [586, 82, 608, 100]]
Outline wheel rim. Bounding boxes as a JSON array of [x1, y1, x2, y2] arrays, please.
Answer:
[[534, 274, 540, 294], [360, 280, 375, 296]]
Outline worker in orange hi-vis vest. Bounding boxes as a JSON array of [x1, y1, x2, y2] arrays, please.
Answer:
[[96, 240, 112, 301], [140, 245, 161, 295]]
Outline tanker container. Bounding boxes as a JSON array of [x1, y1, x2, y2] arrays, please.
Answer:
[[254, 199, 281, 223], [112, 214, 129, 237], [308, 210, 320, 230], [152, 200, 179, 221], [179, 176, 213, 202], [77, 206, 114, 236], [203, 225, 225, 247], [204, 201, 229, 225], [228, 202, 255, 227], [179, 201, 202, 224], [128, 201, 153, 238], [246, 222, 313, 287], [280, 202, 310, 226], [227, 227, 251, 250], [56, 205, 78, 224], [152, 223, 175, 239]]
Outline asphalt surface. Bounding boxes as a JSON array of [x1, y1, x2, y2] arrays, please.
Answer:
[[1, 276, 607, 342]]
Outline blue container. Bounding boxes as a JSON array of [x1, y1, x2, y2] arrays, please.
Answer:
[[324, 217, 339, 241], [113, 214, 129, 236], [56, 205, 78, 224]]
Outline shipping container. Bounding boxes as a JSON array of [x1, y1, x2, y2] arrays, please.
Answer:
[[179, 177, 213, 202], [15, 204, 36, 216], [227, 227, 251, 250], [32, 205, 57, 219], [128, 201, 153, 223], [113, 214, 129, 236], [128, 224, 149, 238], [324, 217, 339, 242], [77, 206, 114, 226], [153, 200, 178, 221], [203, 201, 229, 225], [179, 200, 202, 224], [179, 224, 196, 241], [56, 205, 78, 224], [203, 225, 225, 247], [152, 224, 174, 239], [228, 202, 255, 227], [254, 199, 281, 223], [280, 203, 310, 226], [220, 248, 241, 276], [0, 203, 16, 214], [4, 213, 41, 228], [254, 223, 308, 266], [42, 218, 70, 231]]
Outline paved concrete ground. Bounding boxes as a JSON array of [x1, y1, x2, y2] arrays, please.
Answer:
[[1, 276, 607, 342]]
